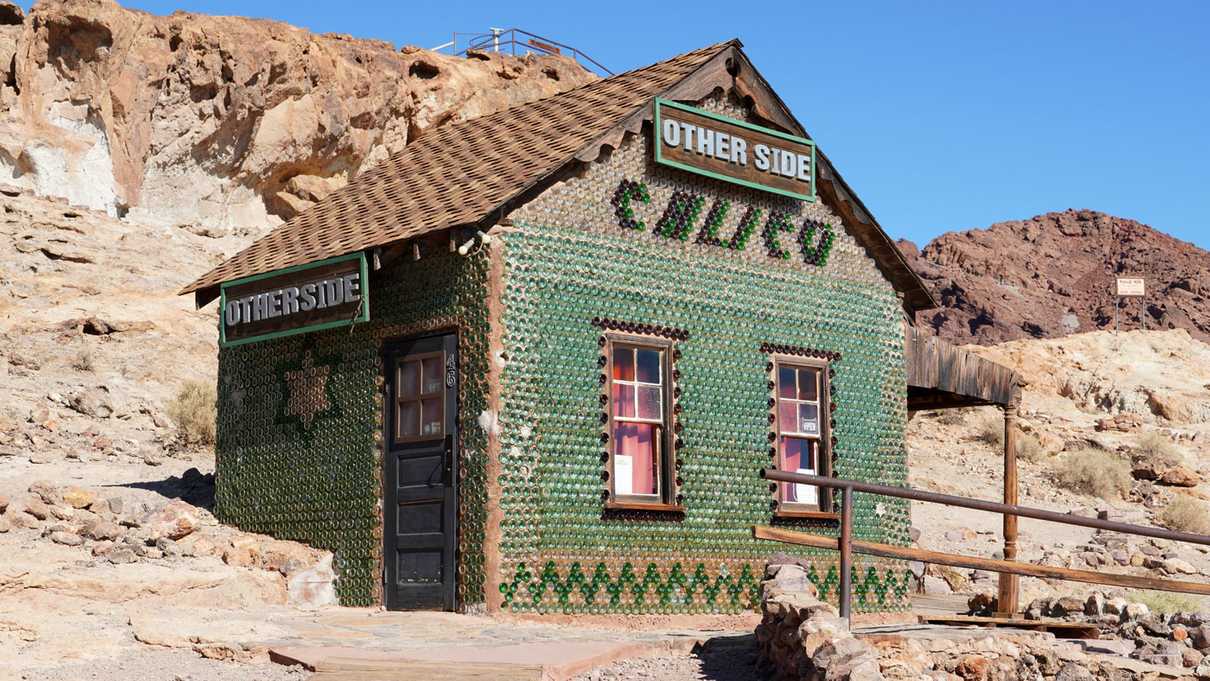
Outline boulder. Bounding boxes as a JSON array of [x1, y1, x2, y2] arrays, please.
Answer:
[[1122, 602, 1151, 621], [22, 499, 50, 521], [1190, 623, 1210, 650], [61, 486, 97, 509], [28, 481, 61, 505], [85, 520, 124, 542], [140, 500, 200, 541], [49, 530, 83, 546], [1160, 465, 1201, 487], [1165, 557, 1198, 574], [68, 387, 114, 418], [1051, 595, 1086, 617], [107, 547, 138, 564]]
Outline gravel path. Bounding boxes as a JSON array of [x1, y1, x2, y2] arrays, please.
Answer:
[[573, 635, 759, 681], [22, 648, 312, 681]]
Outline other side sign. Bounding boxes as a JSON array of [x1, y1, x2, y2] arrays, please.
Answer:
[[219, 252, 370, 348]]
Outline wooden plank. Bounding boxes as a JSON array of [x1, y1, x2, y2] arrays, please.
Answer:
[[753, 525, 1210, 596], [910, 592, 969, 615]]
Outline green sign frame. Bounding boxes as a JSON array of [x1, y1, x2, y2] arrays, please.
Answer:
[[653, 98, 816, 202], [218, 252, 370, 348]]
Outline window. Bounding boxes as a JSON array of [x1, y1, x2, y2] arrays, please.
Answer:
[[599, 324, 684, 511], [394, 351, 445, 442], [771, 356, 832, 515]]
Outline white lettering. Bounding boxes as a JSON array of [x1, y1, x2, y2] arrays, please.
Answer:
[[343, 273, 360, 304], [224, 301, 240, 326], [680, 122, 696, 150], [731, 137, 748, 166], [754, 144, 770, 171], [715, 131, 729, 160], [797, 153, 812, 182], [696, 127, 714, 156], [283, 286, 299, 315], [267, 290, 283, 318], [662, 119, 681, 148], [299, 283, 317, 312], [780, 149, 797, 177]]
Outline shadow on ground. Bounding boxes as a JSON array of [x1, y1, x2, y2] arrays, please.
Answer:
[[111, 467, 215, 509], [696, 634, 760, 681]]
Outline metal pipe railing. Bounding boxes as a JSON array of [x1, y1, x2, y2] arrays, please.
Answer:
[[758, 469, 1210, 624], [761, 469, 1210, 547]]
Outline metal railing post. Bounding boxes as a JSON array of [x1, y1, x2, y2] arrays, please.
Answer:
[[839, 485, 853, 624]]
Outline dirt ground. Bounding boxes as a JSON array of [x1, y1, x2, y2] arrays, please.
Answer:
[[572, 636, 759, 681]]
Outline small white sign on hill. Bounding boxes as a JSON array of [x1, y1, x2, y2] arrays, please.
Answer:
[[1116, 277, 1145, 297]]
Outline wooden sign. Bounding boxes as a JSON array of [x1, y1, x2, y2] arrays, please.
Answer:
[[219, 252, 369, 348], [1116, 277, 1145, 297], [654, 98, 815, 202]]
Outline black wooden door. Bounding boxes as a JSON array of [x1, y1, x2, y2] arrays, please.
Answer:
[[383, 333, 458, 610]]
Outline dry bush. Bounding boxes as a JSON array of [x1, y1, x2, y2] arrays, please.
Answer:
[[1016, 432, 1047, 462], [1159, 494, 1210, 535], [1135, 431, 1186, 469], [167, 381, 216, 446], [1053, 448, 1132, 499], [936, 409, 969, 426], [71, 350, 95, 372], [976, 414, 1004, 447], [1126, 589, 1207, 615]]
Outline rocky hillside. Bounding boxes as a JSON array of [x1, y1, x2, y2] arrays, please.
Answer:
[[901, 210, 1210, 344], [0, 0, 593, 231]]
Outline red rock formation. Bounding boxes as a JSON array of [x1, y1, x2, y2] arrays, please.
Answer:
[[905, 209, 1210, 344]]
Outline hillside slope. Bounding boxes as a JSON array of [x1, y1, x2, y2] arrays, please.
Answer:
[[901, 209, 1210, 344], [0, 0, 594, 230]]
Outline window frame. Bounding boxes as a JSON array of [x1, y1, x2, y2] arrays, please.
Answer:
[[602, 331, 682, 512], [769, 353, 835, 518], [393, 349, 447, 444]]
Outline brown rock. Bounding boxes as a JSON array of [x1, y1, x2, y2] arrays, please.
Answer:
[[22, 498, 50, 521], [0, 495, 8, 513], [906, 210, 1210, 344], [28, 481, 60, 505], [141, 500, 200, 541], [61, 486, 97, 509], [1160, 465, 1201, 487], [49, 530, 82, 546], [956, 654, 991, 681], [85, 520, 124, 542]]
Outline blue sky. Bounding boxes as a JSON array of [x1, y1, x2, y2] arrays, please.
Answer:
[[22, 1, 1210, 249]]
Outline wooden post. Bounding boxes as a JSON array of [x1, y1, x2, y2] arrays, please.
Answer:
[[998, 403, 1020, 616], [838, 485, 853, 624]]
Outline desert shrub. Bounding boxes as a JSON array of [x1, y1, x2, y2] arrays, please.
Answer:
[[976, 414, 1004, 447], [1159, 494, 1210, 535], [1016, 432, 1047, 462], [936, 409, 969, 426], [1135, 431, 1186, 469], [71, 350, 95, 372], [166, 380, 216, 446], [1053, 448, 1132, 499], [1126, 589, 1207, 615]]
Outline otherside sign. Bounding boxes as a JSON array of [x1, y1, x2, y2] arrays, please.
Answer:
[[219, 252, 369, 348], [654, 98, 815, 202]]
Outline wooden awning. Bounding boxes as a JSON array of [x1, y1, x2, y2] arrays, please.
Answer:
[[905, 326, 1020, 410]]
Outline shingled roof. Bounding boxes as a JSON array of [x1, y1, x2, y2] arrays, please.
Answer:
[[181, 39, 935, 311]]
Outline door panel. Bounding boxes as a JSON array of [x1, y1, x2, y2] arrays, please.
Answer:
[[383, 333, 458, 610]]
